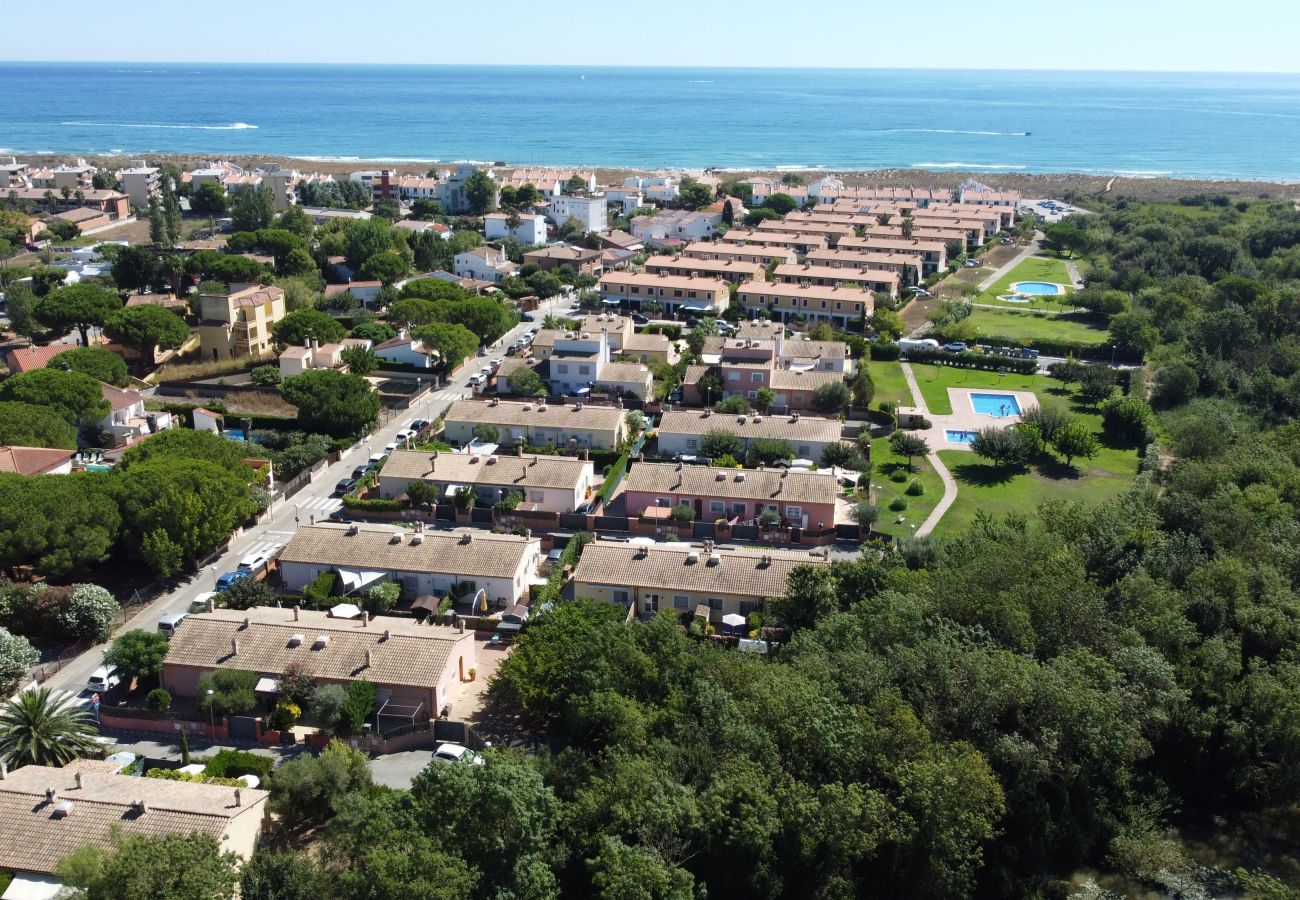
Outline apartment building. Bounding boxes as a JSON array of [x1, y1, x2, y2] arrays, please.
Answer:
[[197, 285, 286, 360], [598, 271, 730, 316], [736, 281, 875, 329]]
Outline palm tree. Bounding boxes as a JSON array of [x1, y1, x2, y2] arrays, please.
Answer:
[[0, 687, 101, 768], [901, 216, 915, 239]]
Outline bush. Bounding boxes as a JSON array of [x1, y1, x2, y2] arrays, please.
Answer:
[[869, 341, 901, 361], [197, 669, 258, 716], [57, 584, 119, 642], [221, 579, 276, 611], [849, 501, 878, 525], [340, 680, 376, 736], [905, 480, 925, 496], [303, 572, 338, 607], [902, 345, 1039, 375], [279, 662, 315, 708], [668, 505, 696, 524], [250, 365, 280, 386], [202, 749, 274, 782], [309, 683, 348, 733], [757, 509, 782, 527], [267, 701, 301, 732], [359, 581, 399, 615], [714, 396, 750, 415], [888, 496, 908, 512], [821, 443, 868, 471], [146, 688, 172, 712], [1100, 395, 1155, 445]]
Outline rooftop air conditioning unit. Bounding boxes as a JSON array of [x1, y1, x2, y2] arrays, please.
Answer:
[[312, 635, 330, 649]]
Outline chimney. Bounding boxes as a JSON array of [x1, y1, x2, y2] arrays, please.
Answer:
[[382, 629, 390, 641], [365, 649, 372, 667], [207, 595, 215, 613], [75, 772, 83, 789], [0, 761, 7, 780], [293, 605, 300, 621], [45, 788, 56, 804], [363, 612, 370, 627], [242, 617, 250, 629], [234, 789, 242, 807], [231, 639, 239, 656]]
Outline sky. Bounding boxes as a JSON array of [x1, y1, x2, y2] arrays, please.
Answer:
[[3, 0, 1297, 73]]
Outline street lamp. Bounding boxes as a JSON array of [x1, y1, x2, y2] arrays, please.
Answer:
[[206, 689, 214, 728]]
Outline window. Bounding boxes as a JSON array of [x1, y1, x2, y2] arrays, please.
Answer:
[[578, 365, 590, 375], [707, 597, 725, 611], [673, 595, 690, 610], [746, 390, 757, 399], [613, 589, 629, 604], [631, 286, 640, 294], [557, 364, 569, 374], [686, 438, 698, 450], [739, 601, 757, 617], [732, 502, 746, 515], [678, 498, 691, 507], [797, 445, 809, 455], [709, 500, 724, 514], [656, 497, 671, 507], [528, 491, 543, 502], [727, 372, 740, 381], [785, 505, 802, 519], [751, 373, 764, 383]]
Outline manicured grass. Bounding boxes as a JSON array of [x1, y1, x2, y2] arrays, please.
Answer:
[[868, 437, 944, 541], [909, 364, 1050, 416], [867, 359, 912, 408], [979, 255, 1076, 310], [971, 307, 1109, 344]]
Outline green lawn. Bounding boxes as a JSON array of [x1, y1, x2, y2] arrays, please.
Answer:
[[868, 437, 944, 541], [971, 308, 1109, 345], [979, 255, 1076, 310], [906, 364, 1142, 535], [909, 364, 1050, 416], [867, 359, 912, 408]]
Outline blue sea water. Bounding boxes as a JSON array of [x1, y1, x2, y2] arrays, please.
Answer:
[[2, 64, 1299, 179]]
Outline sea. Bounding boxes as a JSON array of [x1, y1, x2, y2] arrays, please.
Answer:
[[2, 63, 1299, 180]]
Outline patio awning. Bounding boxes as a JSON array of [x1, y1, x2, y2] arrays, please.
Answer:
[[335, 570, 387, 593], [410, 595, 442, 613], [681, 301, 716, 311], [601, 298, 621, 306], [329, 602, 363, 619], [254, 676, 280, 694]]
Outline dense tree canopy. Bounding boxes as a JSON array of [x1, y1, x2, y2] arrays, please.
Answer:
[[281, 370, 380, 438], [33, 283, 122, 346], [0, 368, 110, 424], [0, 401, 78, 449], [49, 346, 129, 387], [104, 304, 190, 359], [273, 308, 348, 348]]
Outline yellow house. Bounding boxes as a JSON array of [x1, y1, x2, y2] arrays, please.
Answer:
[[197, 285, 286, 361]]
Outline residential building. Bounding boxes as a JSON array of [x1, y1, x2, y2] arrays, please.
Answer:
[[772, 262, 899, 296], [378, 448, 596, 512], [454, 246, 517, 284], [117, 162, 160, 210], [323, 281, 382, 306], [546, 194, 608, 233], [542, 329, 653, 399], [530, 314, 677, 366], [574, 539, 829, 621], [601, 186, 644, 214], [393, 219, 453, 239], [839, 235, 946, 274], [276, 524, 541, 607], [599, 230, 644, 252], [685, 334, 849, 411], [259, 167, 294, 210], [623, 175, 678, 203], [0, 158, 28, 188], [502, 168, 597, 197], [0, 445, 76, 475], [736, 281, 875, 329], [630, 209, 721, 244], [278, 338, 372, 379], [805, 248, 922, 286], [522, 245, 603, 276], [682, 241, 796, 266], [484, 212, 548, 244], [197, 285, 286, 361], [719, 229, 827, 256], [394, 175, 441, 202], [372, 330, 434, 368], [701, 330, 851, 375], [4, 343, 77, 374], [302, 207, 372, 225], [52, 207, 111, 233], [162, 603, 479, 728], [438, 164, 495, 214], [442, 398, 627, 450], [9, 188, 131, 220], [598, 271, 729, 316], [757, 218, 854, 247], [644, 254, 763, 286], [97, 384, 174, 448], [655, 408, 843, 461], [0, 758, 268, 898], [30, 161, 94, 192], [622, 461, 839, 529]]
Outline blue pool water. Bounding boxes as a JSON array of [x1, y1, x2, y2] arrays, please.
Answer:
[[223, 429, 247, 442], [946, 430, 978, 444], [1011, 281, 1064, 295], [970, 393, 1022, 417]]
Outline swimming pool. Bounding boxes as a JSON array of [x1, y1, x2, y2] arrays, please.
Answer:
[[945, 430, 978, 444], [1010, 281, 1065, 296], [970, 393, 1022, 417]]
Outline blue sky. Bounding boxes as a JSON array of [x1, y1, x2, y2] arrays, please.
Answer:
[[4, 0, 1297, 72]]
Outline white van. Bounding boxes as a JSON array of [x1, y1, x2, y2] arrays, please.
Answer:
[[87, 665, 120, 693], [898, 338, 941, 355], [157, 612, 187, 638]]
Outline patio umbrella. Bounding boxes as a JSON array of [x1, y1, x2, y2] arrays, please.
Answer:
[[722, 613, 747, 629], [329, 602, 362, 619]]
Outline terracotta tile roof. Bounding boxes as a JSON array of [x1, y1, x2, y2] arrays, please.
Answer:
[[522, 245, 601, 263], [100, 383, 142, 412], [229, 285, 285, 308], [737, 281, 876, 303], [658, 409, 841, 444], [444, 398, 624, 434], [0, 760, 267, 876], [623, 333, 672, 352], [379, 449, 592, 491], [773, 263, 900, 287], [164, 604, 478, 692], [769, 369, 845, 392], [598, 361, 652, 384], [278, 524, 537, 580], [599, 271, 729, 294], [0, 445, 75, 475], [645, 255, 764, 278], [5, 344, 73, 373], [624, 461, 838, 506], [574, 540, 828, 599]]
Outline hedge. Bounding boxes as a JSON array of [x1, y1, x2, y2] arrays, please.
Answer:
[[869, 341, 900, 361], [202, 749, 273, 781], [977, 333, 1143, 363], [305, 571, 337, 603], [342, 496, 406, 512], [903, 346, 1039, 375], [597, 449, 631, 507], [532, 532, 592, 606], [644, 324, 683, 341]]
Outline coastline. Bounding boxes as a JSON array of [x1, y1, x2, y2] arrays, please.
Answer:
[[12, 152, 1298, 203]]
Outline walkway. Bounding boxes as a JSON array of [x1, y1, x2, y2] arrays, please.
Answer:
[[899, 362, 957, 538], [975, 232, 1043, 292], [1066, 258, 1085, 288]]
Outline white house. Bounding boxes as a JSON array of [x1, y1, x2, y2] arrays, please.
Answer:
[[483, 212, 548, 245], [546, 195, 608, 234], [278, 338, 372, 379], [373, 330, 434, 369], [454, 246, 518, 284], [624, 176, 678, 203], [98, 384, 173, 448], [543, 329, 653, 399], [602, 186, 644, 215], [630, 210, 721, 244], [278, 524, 542, 608]]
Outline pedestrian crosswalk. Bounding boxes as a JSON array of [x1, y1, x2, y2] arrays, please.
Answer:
[[293, 495, 342, 513], [427, 389, 464, 403], [239, 537, 285, 561]]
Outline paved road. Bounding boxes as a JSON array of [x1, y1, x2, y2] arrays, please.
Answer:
[[45, 294, 572, 699]]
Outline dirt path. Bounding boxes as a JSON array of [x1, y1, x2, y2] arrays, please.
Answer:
[[899, 362, 957, 537]]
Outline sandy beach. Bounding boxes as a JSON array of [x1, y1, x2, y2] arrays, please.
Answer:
[[14, 152, 1298, 204]]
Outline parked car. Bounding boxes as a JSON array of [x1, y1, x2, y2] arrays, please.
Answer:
[[433, 742, 484, 766], [215, 570, 249, 592], [238, 550, 270, 575], [1019, 348, 1040, 360], [943, 342, 969, 353], [157, 612, 187, 638], [335, 478, 357, 496], [964, 259, 980, 267], [476, 346, 487, 357], [630, 313, 649, 325], [490, 357, 504, 369], [383, 441, 398, 454], [86, 665, 121, 694], [351, 465, 369, 480], [519, 312, 536, 322], [467, 373, 485, 388], [189, 591, 216, 614]]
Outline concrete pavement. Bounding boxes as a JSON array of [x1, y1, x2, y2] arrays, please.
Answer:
[[44, 293, 573, 699], [976, 232, 1043, 293], [899, 362, 957, 539]]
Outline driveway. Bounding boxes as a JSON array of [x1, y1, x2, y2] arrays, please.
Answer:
[[370, 749, 437, 789]]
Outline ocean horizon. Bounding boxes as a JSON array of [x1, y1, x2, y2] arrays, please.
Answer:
[[2, 63, 1299, 180]]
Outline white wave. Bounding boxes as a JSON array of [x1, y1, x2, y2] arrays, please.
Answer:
[[60, 121, 258, 130], [882, 129, 1028, 136], [910, 162, 1028, 170], [688, 80, 715, 84], [1113, 170, 1174, 177]]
